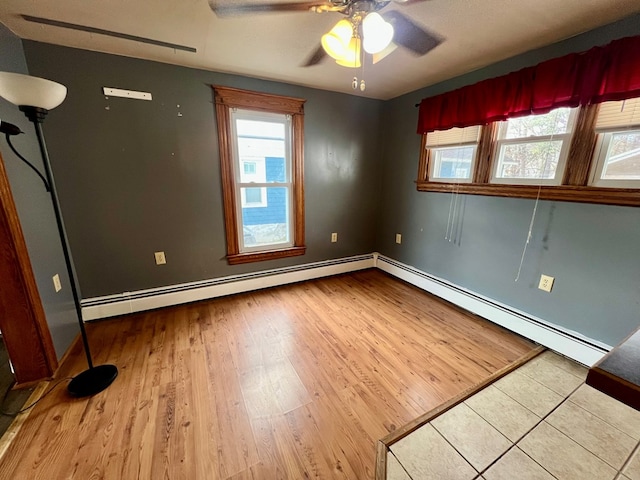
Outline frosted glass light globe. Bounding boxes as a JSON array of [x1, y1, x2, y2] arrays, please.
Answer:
[[362, 12, 394, 54]]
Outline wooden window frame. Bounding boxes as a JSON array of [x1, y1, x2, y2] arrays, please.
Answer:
[[417, 104, 640, 207], [213, 86, 306, 265]]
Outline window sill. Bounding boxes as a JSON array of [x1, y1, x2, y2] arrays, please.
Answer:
[[415, 182, 640, 207], [227, 246, 306, 265]]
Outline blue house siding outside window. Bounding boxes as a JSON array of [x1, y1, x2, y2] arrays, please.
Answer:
[[242, 157, 287, 225]]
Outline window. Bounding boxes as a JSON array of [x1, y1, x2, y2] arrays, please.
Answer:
[[425, 126, 480, 182], [492, 108, 577, 185], [590, 98, 640, 188], [240, 159, 267, 208], [417, 102, 640, 207], [243, 162, 257, 175], [244, 187, 264, 205], [213, 86, 306, 264]]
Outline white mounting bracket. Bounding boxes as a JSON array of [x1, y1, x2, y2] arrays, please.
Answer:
[[103, 87, 152, 101]]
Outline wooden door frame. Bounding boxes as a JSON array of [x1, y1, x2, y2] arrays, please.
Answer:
[[0, 149, 58, 385]]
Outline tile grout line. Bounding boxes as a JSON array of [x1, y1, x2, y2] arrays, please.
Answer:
[[565, 395, 640, 446], [514, 445, 560, 479], [430, 420, 484, 478], [561, 398, 640, 471], [462, 401, 549, 477], [616, 437, 640, 478], [388, 449, 415, 480], [462, 365, 587, 478]]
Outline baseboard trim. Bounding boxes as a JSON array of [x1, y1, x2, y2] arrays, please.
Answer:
[[81, 251, 609, 366], [81, 254, 375, 321], [375, 254, 610, 367]]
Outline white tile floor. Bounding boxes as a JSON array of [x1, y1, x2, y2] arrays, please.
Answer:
[[386, 350, 640, 480]]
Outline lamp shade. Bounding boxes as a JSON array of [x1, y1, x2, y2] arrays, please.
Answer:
[[335, 37, 361, 68], [362, 12, 394, 54], [0, 72, 67, 110], [321, 19, 353, 61]]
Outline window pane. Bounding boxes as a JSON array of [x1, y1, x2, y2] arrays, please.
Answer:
[[237, 119, 284, 139], [236, 118, 287, 183], [504, 108, 573, 139], [245, 187, 262, 204], [496, 141, 562, 179], [601, 131, 640, 180], [243, 162, 256, 174], [431, 146, 475, 180], [241, 187, 289, 248]]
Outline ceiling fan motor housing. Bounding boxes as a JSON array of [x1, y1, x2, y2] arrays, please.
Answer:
[[344, 0, 391, 17]]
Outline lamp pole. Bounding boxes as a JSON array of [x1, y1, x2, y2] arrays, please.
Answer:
[[0, 71, 117, 397], [20, 106, 118, 397]]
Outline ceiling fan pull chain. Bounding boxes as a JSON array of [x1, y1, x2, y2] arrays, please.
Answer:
[[360, 39, 366, 91]]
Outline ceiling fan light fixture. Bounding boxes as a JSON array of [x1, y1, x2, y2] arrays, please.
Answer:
[[321, 19, 354, 61], [362, 12, 394, 54], [335, 37, 361, 68]]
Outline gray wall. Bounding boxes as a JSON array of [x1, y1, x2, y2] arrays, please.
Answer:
[[0, 25, 78, 358], [23, 42, 383, 299], [377, 14, 640, 348]]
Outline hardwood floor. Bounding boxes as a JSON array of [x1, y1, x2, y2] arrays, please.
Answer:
[[0, 270, 536, 479]]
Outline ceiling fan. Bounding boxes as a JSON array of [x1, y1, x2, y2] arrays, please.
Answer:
[[209, 0, 443, 73]]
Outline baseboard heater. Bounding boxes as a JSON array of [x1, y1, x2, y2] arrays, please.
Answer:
[[81, 252, 609, 366], [81, 254, 375, 321], [375, 255, 610, 367]]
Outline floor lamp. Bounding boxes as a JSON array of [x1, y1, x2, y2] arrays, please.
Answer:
[[0, 72, 117, 397]]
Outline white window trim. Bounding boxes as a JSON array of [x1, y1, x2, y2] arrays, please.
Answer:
[[428, 144, 477, 183], [491, 109, 578, 186], [230, 108, 294, 253], [590, 128, 640, 189]]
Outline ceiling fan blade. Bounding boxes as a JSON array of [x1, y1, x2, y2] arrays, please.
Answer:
[[302, 45, 327, 67], [209, 1, 327, 17], [382, 10, 443, 56]]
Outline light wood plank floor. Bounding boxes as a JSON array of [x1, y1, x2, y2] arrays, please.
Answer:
[[0, 270, 536, 479]]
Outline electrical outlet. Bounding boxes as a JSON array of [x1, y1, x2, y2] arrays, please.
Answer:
[[331, 232, 338, 243], [154, 251, 167, 265], [538, 274, 554, 292], [395, 233, 402, 244], [52, 274, 62, 292]]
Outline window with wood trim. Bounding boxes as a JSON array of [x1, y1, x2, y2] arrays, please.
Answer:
[[417, 100, 640, 207], [213, 86, 306, 265]]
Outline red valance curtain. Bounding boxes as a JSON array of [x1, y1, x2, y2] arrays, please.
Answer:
[[417, 35, 640, 134]]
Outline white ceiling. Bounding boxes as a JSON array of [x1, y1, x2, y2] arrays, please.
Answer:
[[1, 0, 639, 100]]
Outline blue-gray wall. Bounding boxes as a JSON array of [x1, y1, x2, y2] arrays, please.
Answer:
[[22, 42, 384, 299], [377, 14, 640, 348], [0, 25, 78, 358]]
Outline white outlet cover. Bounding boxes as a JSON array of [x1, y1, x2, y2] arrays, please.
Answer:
[[154, 251, 167, 265], [396, 233, 402, 244], [538, 274, 554, 292], [52, 274, 62, 292]]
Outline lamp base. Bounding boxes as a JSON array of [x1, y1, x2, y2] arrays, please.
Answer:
[[67, 364, 118, 397]]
